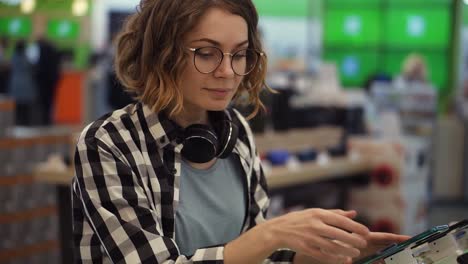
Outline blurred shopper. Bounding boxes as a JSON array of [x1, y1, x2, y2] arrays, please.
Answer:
[[7, 40, 38, 126], [0, 37, 10, 94], [72, 1, 409, 263], [0, 37, 8, 63], [35, 37, 61, 125], [393, 53, 429, 89], [363, 73, 392, 135]]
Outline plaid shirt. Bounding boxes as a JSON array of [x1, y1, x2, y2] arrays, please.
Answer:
[[72, 102, 295, 263]]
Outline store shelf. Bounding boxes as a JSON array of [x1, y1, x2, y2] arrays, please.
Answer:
[[0, 240, 58, 262], [0, 206, 57, 224], [32, 128, 345, 187], [0, 135, 72, 146], [34, 167, 75, 186], [266, 157, 372, 190], [34, 157, 373, 191], [254, 127, 343, 154]]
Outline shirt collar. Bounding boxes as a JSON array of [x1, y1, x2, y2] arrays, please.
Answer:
[[138, 102, 238, 152], [138, 102, 182, 149]]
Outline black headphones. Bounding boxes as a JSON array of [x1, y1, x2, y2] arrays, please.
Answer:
[[179, 110, 239, 163]]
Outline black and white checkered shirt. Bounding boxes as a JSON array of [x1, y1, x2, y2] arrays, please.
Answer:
[[72, 102, 295, 263]]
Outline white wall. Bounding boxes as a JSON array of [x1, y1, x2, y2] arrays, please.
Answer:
[[91, 0, 138, 51], [260, 17, 322, 73]]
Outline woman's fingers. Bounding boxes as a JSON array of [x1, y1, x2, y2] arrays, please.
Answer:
[[317, 224, 368, 248], [310, 235, 361, 258], [320, 211, 370, 236], [366, 232, 411, 244], [329, 209, 357, 219]]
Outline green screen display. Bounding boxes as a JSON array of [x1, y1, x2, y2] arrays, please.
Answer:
[[324, 9, 382, 47], [464, 5, 468, 26], [386, 0, 451, 7], [1, 17, 32, 38], [382, 51, 448, 91], [253, 0, 309, 17], [324, 49, 379, 87], [383, 8, 451, 49], [46, 19, 80, 40], [326, 0, 382, 8]]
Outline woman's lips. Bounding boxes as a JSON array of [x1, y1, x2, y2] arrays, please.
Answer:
[[204, 88, 232, 97]]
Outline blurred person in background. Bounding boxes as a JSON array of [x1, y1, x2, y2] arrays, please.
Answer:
[[362, 73, 392, 135], [0, 37, 10, 94], [7, 40, 38, 126], [0, 37, 8, 62], [0, 37, 8, 63], [72, 0, 409, 263], [393, 53, 429, 89], [34, 37, 61, 125]]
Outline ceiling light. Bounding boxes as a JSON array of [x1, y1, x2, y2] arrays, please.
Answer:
[[20, 0, 35, 14], [72, 0, 88, 16]]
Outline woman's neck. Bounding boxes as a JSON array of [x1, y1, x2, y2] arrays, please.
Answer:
[[172, 106, 209, 128]]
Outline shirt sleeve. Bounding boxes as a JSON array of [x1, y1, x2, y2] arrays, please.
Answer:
[[253, 150, 296, 263], [242, 120, 296, 263], [73, 134, 225, 264]]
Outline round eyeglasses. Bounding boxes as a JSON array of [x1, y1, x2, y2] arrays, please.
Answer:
[[187, 46, 264, 76]]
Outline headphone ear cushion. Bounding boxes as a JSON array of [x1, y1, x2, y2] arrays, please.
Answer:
[[217, 121, 239, 159], [181, 124, 218, 163]]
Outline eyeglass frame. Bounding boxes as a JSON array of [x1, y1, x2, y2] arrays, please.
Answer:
[[187, 46, 265, 76]]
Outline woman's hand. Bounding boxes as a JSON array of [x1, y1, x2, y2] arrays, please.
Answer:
[[293, 231, 410, 264], [264, 209, 369, 264]]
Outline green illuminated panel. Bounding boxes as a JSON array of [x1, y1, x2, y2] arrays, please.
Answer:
[[386, 0, 451, 7], [464, 5, 468, 26], [384, 8, 451, 49], [46, 19, 80, 40], [326, 0, 382, 8], [3, 17, 32, 38], [325, 9, 382, 47], [253, 0, 309, 17], [324, 49, 379, 88]]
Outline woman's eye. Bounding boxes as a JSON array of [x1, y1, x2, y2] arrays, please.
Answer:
[[199, 53, 215, 57]]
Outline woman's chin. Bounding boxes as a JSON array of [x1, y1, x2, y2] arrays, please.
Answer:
[[204, 101, 231, 111]]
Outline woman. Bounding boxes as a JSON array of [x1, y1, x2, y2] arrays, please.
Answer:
[[393, 53, 429, 90], [72, 1, 408, 263]]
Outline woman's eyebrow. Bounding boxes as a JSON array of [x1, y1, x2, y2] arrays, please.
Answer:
[[191, 38, 249, 48]]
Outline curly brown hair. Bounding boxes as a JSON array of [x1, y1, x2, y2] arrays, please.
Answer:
[[115, 0, 269, 119]]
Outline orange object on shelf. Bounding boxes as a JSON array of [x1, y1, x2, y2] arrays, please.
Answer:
[[53, 71, 83, 125]]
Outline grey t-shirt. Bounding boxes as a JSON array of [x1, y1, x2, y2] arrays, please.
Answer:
[[175, 154, 247, 256]]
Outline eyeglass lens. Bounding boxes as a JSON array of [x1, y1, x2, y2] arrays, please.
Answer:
[[193, 47, 259, 75]]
